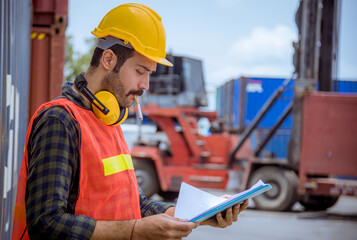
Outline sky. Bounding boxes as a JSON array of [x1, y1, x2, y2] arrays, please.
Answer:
[[67, 0, 357, 108]]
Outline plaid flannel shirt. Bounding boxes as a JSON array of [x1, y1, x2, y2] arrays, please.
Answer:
[[25, 81, 172, 239]]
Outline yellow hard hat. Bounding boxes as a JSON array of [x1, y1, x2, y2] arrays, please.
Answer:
[[92, 3, 172, 67]]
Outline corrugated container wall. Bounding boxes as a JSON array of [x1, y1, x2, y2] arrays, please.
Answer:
[[251, 129, 292, 159], [30, 0, 68, 118], [245, 77, 294, 129], [216, 77, 357, 159], [333, 80, 357, 93], [215, 88, 222, 119], [0, 0, 31, 239], [217, 77, 294, 132], [219, 77, 294, 159]]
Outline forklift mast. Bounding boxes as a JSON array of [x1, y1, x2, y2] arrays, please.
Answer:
[[290, 0, 341, 169]]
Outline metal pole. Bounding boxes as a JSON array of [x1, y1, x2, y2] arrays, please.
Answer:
[[255, 103, 293, 157], [230, 78, 292, 163], [290, 0, 322, 169]]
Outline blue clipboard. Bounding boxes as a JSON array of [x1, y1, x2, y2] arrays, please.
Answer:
[[188, 182, 272, 223]]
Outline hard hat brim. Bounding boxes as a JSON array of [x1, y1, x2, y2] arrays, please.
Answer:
[[157, 58, 173, 67]]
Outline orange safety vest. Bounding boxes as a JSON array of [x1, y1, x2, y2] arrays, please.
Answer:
[[12, 98, 141, 240]]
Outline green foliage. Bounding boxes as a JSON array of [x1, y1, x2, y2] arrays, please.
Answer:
[[64, 35, 96, 82]]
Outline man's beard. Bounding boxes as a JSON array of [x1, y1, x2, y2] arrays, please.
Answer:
[[101, 71, 144, 108]]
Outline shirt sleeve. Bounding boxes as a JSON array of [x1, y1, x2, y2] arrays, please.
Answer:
[[138, 187, 174, 217], [25, 106, 96, 240]]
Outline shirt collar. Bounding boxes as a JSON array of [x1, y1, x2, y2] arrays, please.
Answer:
[[60, 81, 91, 110]]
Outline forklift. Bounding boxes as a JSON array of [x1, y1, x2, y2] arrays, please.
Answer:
[[131, 0, 357, 211]]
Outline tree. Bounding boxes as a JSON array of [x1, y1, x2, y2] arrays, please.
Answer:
[[65, 35, 96, 82]]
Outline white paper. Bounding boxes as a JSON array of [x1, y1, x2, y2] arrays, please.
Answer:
[[174, 182, 226, 220], [174, 179, 268, 221]]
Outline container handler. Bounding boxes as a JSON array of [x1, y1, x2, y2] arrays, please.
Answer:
[[131, 0, 357, 211]]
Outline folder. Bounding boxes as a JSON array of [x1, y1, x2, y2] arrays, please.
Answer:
[[174, 179, 272, 222]]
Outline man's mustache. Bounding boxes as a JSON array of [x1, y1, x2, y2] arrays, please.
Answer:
[[126, 89, 144, 97]]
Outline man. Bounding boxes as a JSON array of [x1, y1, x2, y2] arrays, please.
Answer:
[[13, 3, 248, 240]]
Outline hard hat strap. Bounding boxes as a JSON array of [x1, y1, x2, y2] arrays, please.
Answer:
[[97, 36, 133, 50]]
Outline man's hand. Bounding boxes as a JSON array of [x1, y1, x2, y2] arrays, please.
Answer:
[[133, 213, 199, 240], [200, 199, 249, 228]]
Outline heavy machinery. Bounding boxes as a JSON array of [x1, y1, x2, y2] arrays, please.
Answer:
[[131, 0, 357, 211], [132, 55, 301, 211], [131, 55, 255, 201]]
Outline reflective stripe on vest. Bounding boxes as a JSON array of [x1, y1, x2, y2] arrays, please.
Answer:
[[12, 98, 141, 239]]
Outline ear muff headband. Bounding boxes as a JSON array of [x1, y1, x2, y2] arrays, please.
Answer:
[[75, 73, 109, 115]]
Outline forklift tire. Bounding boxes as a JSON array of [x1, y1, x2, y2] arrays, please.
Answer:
[[133, 159, 160, 199], [299, 195, 339, 211], [248, 166, 298, 211]]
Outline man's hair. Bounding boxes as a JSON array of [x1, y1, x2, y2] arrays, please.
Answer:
[[90, 44, 135, 73]]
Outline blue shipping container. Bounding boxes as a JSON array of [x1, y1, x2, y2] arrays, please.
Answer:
[[217, 77, 294, 131], [216, 88, 222, 118], [231, 78, 246, 131], [216, 78, 356, 160], [218, 79, 237, 129], [216, 86, 223, 119], [216, 77, 294, 159], [244, 77, 294, 129], [250, 129, 292, 159], [333, 80, 357, 93]]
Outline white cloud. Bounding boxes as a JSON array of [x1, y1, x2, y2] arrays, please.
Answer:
[[207, 62, 294, 89], [204, 24, 297, 88], [229, 25, 297, 63]]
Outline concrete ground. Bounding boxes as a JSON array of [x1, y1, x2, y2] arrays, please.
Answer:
[[183, 196, 357, 240], [152, 192, 357, 240]]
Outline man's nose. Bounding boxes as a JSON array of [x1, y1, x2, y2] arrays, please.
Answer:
[[138, 75, 150, 90]]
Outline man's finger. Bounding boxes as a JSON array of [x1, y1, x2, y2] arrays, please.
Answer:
[[225, 207, 233, 225], [216, 212, 225, 226], [233, 204, 240, 221], [240, 199, 249, 212], [233, 203, 240, 214], [175, 221, 199, 232]]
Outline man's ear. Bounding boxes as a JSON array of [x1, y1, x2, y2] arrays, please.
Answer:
[[101, 49, 117, 71]]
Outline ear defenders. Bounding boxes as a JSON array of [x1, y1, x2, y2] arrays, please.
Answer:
[[74, 73, 128, 126]]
